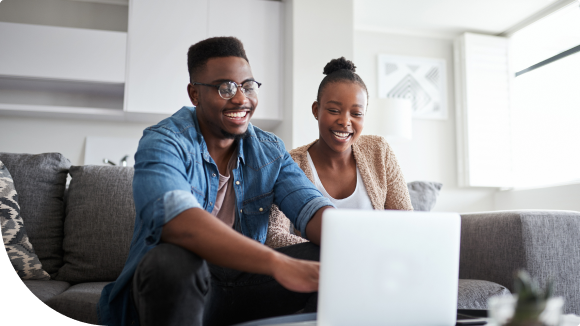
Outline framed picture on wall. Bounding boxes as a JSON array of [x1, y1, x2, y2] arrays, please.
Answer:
[[378, 54, 447, 120]]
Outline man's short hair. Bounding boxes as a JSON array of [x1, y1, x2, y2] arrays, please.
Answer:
[[187, 36, 249, 82]]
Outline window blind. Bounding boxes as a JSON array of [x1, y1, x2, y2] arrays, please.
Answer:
[[454, 33, 513, 187]]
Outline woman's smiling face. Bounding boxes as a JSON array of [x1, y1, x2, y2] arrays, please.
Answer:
[[313, 81, 368, 153]]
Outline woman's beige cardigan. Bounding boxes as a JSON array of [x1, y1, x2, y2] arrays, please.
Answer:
[[265, 135, 413, 248]]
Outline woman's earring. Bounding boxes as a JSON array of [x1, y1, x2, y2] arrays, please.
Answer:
[[315, 116, 318, 120]]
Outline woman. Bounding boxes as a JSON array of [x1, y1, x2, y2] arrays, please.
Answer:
[[265, 57, 413, 248]]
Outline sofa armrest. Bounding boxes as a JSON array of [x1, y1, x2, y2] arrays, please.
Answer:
[[459, 210, 580, 314]]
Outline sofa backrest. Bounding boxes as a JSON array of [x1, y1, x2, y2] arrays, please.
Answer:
[[1, 151, 445, 284], [0, 153, 137, 283], [55, 165, 135, 283], [0, 152, 71, 277]]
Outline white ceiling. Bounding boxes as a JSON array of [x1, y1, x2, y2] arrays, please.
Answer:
[[354, 0, 566, 38], [65, 0, 570, 37]]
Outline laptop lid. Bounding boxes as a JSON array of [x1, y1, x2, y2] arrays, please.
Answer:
[[318, 209, 461, 326]]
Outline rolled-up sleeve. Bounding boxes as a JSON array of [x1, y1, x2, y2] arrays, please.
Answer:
[[296, 196, 333, 239], [161, 190, 202, 223], [273, 149, 334, 239], [133, 129, 202, 246]]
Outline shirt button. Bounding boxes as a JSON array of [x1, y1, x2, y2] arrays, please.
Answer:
[[240, 209, 243, 213], [259, 207, 263, 212], [209, 202, 213, 206], [212, 173, 216, 177], [235, 181, 240, 185]]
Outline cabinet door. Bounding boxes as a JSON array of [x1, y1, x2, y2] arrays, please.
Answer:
[[207, 0, 283, 121], [124, 0, 208, 114], [0, 22, 126, 83]]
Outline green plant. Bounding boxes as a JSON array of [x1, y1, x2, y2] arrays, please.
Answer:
[[507, 270, 554, 326]]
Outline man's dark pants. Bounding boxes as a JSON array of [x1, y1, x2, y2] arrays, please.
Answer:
[[132, 242, 319, 326]]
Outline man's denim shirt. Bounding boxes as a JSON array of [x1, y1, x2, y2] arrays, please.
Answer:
[[97, 106, 333, 326]]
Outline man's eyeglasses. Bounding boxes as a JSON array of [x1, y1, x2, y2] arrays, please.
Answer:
[[191, 80, 262, 100]]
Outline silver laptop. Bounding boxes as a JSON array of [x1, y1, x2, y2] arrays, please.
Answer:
[[317, 209, 461, 326], [236, 209, 461, 326]]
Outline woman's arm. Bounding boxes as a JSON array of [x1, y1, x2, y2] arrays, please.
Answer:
[[384, 142, 414, 210], [265, 204, 309, 249]]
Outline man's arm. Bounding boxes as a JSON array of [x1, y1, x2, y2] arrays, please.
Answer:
[[134, 130, 318, 293], [304, 206, 332, 246], [162, 207, 319, 293], [272, 148, 336, 240]]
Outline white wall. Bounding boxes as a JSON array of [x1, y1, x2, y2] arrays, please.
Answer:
[[273, 0, 354, 150], [0, 116, 150, 165], [272, 0, 294, 149], [495, 184, 580, 212], [354, 31, 497, 213]]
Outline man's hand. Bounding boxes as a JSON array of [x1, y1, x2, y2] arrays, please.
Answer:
[[271, 254, 319, 293]]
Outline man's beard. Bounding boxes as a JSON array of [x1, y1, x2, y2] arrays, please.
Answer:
[[221, 128, 249, 140], [196, 103, 253, 140]]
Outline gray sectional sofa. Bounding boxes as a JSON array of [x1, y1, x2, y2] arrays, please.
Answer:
[[2, 152, 580, 325]]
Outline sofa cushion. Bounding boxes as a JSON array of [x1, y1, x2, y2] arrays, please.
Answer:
[[407, 181, 443, 211], [0, 153, 71, 276], [55, 166, 135, 283], [46, 282, 109, 325], [1, 160, 50, 280], [457, 279, 510, 309], [23, 279, 70, 302]]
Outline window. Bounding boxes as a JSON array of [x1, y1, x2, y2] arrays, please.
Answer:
[[455, 3, 580, 189], [510, 3, 580, 188]]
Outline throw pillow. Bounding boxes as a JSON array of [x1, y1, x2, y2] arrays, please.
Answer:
[[0, 152, 71, 276], [0, 160, 50, 280], [407, 181, 443, 211], [55, 165, 135, 283]]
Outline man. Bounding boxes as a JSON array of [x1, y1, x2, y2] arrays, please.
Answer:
[[97, 37, 334, 326]]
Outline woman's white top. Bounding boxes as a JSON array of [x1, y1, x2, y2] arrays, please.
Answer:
[[306, 151, 374, 209]]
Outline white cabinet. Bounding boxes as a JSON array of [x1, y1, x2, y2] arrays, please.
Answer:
[[123, 0, 207, 115], [124, 0, 283, 126], [0, 22, 128, 119], [0, 22, 126, 83], [207, 0, 283, 122], [0, 1, 284, 127]]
